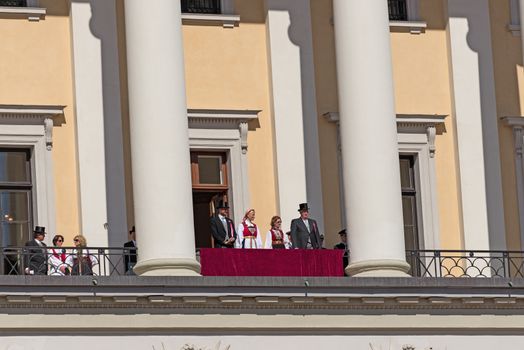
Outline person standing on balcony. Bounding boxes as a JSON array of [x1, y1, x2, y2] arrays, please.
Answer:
[[290, 203, 322, 249], [49, 234, 69, 276], [334, 229, 349, 272], [264, 216, 290, 249], [124, 226, 137, 273], [66, 235, 98, 275], [210, 200, 237, 248], [24, 226, 48, 275], [236, 209, 262, 249]]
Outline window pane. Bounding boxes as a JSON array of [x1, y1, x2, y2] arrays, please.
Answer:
[[399, 158, 414, 190], [388, 0, 408, 21], [0, 150, 30, 183], [0, 191, 30, 222], [402, 196, 418, 251], [0, 0, 27, 6], [0, 222, 29, 247], [198, 156, 222, 184], [181, 0, 221, 14]]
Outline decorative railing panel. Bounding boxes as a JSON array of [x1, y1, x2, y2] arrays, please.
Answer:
[[1, 246, 136, 276], [181, 0, 220, 14], [406, 250, 524, 278], [388, 0, 408, 21], [0, 0, 26, 6]]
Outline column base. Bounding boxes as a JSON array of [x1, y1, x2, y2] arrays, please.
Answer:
[[133, 258, 201, 276], [346, 259, 411, 277]]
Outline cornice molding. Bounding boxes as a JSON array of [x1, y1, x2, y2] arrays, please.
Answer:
[[0, 294, 522, 314], [0, 104, 66, 150]]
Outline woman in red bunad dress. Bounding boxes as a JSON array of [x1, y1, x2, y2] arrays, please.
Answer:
[[264, 215, 290, 249], [235, 209, 262, 249]]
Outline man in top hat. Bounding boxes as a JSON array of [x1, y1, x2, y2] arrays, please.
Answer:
[[24, 226, 48, 275], [210, 200, 237, 248], [290, 203, 322, 249], [124, 226, 137, 274]]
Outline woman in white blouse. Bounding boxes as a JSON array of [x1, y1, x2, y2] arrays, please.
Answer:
[[236, 209, 262, 249], [264, 216, 290, 249]]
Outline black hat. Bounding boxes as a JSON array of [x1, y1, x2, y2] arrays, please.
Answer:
[[338, 229, 347, 235], [33, 226, 46, 235], [217, 200, 229, 209], [298, 203, 310, 212]]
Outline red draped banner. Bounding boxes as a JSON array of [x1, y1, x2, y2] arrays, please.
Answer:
[[200, 248, 345, 277]]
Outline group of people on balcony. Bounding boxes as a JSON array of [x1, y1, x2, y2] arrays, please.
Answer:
[[24, 226, 98, 276], [210, 201, 332, 250]]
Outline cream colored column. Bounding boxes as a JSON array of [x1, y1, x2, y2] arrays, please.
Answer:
[[333, 0, 409, 276], [124, 0, 199, 276]]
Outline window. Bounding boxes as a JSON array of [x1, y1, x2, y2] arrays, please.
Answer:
[[191, 152, 228, 190], [181, 0, 221, 14], [0, 148, 33, 248], [0, 0, 26, 6], [388, 0, 408, 21]]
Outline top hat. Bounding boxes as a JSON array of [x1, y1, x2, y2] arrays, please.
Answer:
[[298, 203, 310, 212], [216, 200, 229, 209], [338, 229, 347, 236], [33, 226, 46, 235], [130, 226, 135, 233]]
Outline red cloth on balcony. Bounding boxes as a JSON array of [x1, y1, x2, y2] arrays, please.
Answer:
[[200, 248, 345, 277]]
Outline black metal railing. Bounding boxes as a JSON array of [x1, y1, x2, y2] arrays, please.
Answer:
[[406, 250, 524, 278], [0, 246, 136, 276], [181, 0, 221, 14], [0, 0, 26, 6], [388, 0, 408, 21]]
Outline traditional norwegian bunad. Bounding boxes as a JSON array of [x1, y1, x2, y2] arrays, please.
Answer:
[[264, 228, 290, 249], [236, 218, 262, 249], [48, 248, 68, 276]]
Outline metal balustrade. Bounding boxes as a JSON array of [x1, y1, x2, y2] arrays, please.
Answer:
[[0, 246, 136, 276], [406, 250, 524, 278], [388, 0, 408, 21], [3, 246, 524, 278], [0, 0, 26, 6], [181, 0, 220, 14]]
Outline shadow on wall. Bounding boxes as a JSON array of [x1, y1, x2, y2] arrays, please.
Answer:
[[73, 0, 129, 247]]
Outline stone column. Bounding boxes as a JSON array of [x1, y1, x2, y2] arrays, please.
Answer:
[[124, 0, 199, 276], [333, 0, 409, 276]]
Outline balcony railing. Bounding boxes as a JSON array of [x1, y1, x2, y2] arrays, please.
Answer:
[[0, 0, 26, 6], [2, 247, 523, 278], [406, 250, 524, 278], [0, 246, 135, 276], [181, 0, 221, 14], [388, 0, 408, 21]]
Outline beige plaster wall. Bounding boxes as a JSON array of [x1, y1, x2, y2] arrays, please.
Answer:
[[310, 0, 342, 249], [391, 0, 463, 250], [489, 0, 522, 250], [182, 0, 278, 237], [311, 0, 464, 249], [0, 0, 80, 241]]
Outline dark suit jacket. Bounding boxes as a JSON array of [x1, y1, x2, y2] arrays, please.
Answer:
[[290, 218, 322, 249], [24, 239, 48, 275], [210, 215, 237, 248], [124, 240, 137, 272]]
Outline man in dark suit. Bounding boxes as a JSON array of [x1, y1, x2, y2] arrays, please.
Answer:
[[210, 201, 237, 248], [334, 229, 349, 272], [290, 203, 322, 249], [24, 226, 48, 275], [124, 226, 137, 273]]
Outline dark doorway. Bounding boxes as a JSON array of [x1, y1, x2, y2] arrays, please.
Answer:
[[190, 151, 229, 249]]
